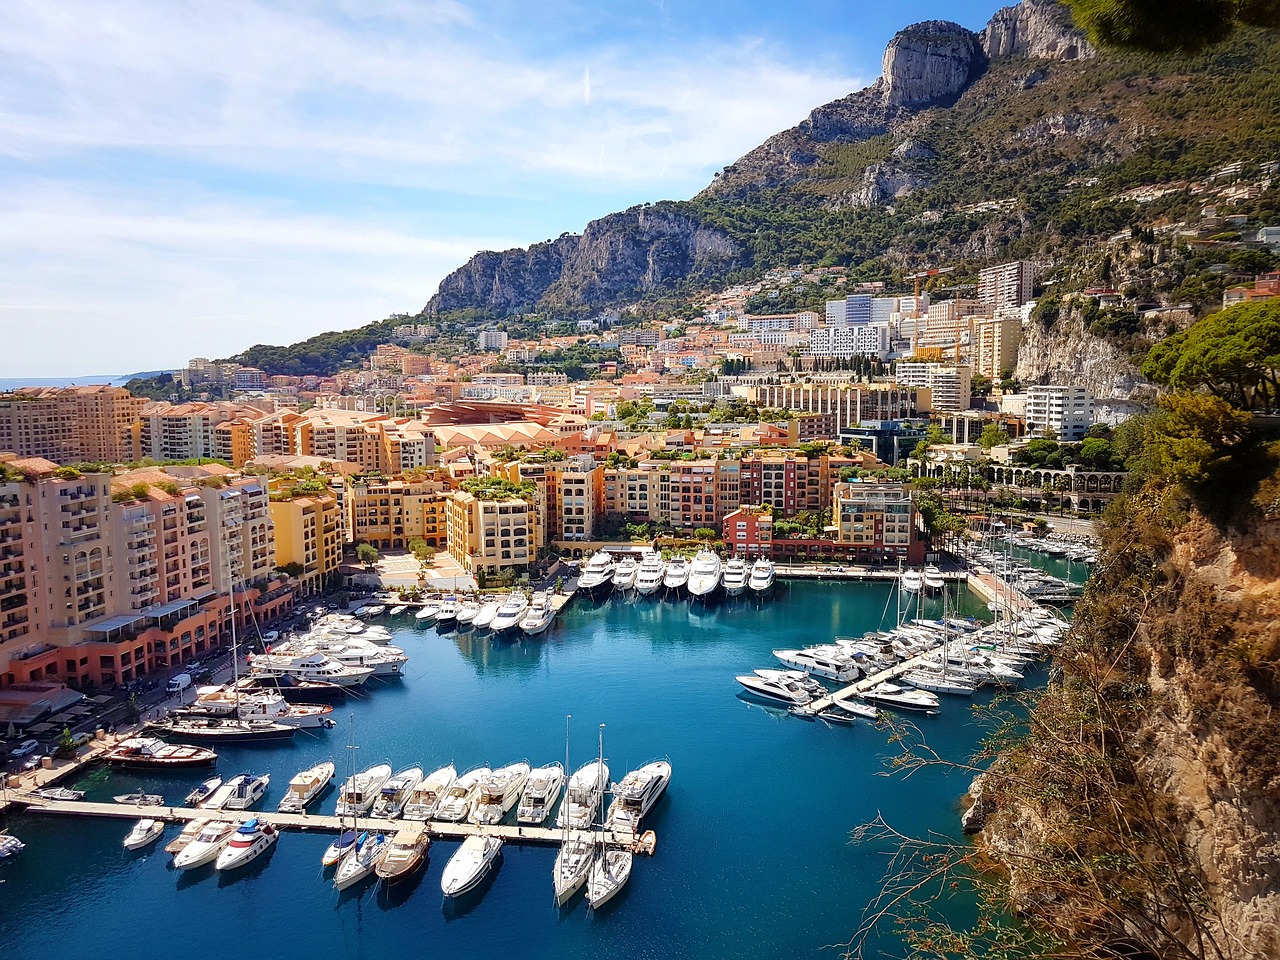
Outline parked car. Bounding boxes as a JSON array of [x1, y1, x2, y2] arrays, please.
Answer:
[[11, 739, 40, 758], [69, 732, 93, 747]]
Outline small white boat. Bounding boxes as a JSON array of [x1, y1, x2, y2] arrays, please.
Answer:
[[388, 605, 407, 617], [414, 602, 438, 622], [364, 604, 386, 618], [113, 791, 164, 806], [456, 598, 481, 624], [611, 557, 639, 592], [555, 760, 609, 830], [371, 766, 423, 820], [401, 764, 457, 821], [489, 590, 529, 634], [606, 760, 671, 834], [687, 549, 723, 599], [435, 765, 490, 822], [662, 557, 690, 593], [277, 761, 335, 813], [519, 590, 555, 636], [516, 762, 565, 825], [435, 596, 460, 624], [123, 818, 164, 851], [553, 838, 593, 905], [215, 818, 278, 871], [721, 558, 749, 596], [173, 819, 237, 870], [184, 777, 223, 807], [577, 551, 616, 596], [441, 835, 502, 897], [321, 828, 359, 868], [333, 831, 389, 890], [735, 672, 813, 706], [900, 568, 924, 593], [211, 773, 271, 811], [335, 763, 393, 817], [634, 551, 666, 595], [0, 834, 24, 859], [924, 565, 946, 592], [586, 846, 633, 908], [469, 761, 531, 825], [472, 600, 501, 631], [748, 558, 776, 594]]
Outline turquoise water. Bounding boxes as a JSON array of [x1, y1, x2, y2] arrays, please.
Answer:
[[0, 582, 1005, 960]]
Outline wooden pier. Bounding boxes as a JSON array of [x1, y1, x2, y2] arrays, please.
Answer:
[[805, 649, 942, 714], [12, 795, 643, 848]]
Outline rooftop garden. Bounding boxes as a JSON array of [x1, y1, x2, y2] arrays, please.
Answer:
[[460, 476, 536, 501]]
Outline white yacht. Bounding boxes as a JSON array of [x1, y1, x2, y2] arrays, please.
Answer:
[[277, 761, 335, 813], [441, 835, 502, 897], [335, 763, 393, 817], [634, 552, 666, 595], [924, 565, 946, 592], [334, 831, 390, 891], [401, 764, 457, 821], [248, 650, 374, 687], [611, 557, 639, 592], [772, 646, 860, 682], [753, 668, 827, 700], [605, 760, 671, 834], [165, 817, 210, 856], [457, 597, 481, 624], [472, 600, 501, 631], [687, 549, 723, 599], [364, 604, 386, 618], [516, 762, 564, 825], [173, 819, 237, 870], [215, 818, 278, 871], [388, 604, 407, 617], [555, 760, 610, 830], [662, 557, 690, 594], [220, 773, 271, 811], [190, 687, 335, 728], [748, 558, 776, 595], [721, 558, 749, 596], [371, 766, 424, 820], [184, 776, 222, 807], [900, 568, 924, 593], [123, 818, 164, 851], [858, 681, 941, 713], [519, 590, 555, 636], [553, 839, 594, 905], [577, 551, 617, 596], [489, 591, 529, 635], [469, 761, 531, 825], [735, 672, 814, 706], [285, 637, 408, 678], [435, 765, 491, 822], [435, 596, 460, 625], [587, 846, 633, 908], [901, 667, 976, 697], [415, 597, 442, 622]]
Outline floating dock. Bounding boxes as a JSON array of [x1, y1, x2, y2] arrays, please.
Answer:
[[805, 649, 943, 714]]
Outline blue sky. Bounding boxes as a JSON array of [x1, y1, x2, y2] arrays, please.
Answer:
[[0, 0, 1001, 378]]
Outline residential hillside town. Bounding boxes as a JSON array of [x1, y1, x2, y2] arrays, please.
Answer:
[[0, 259, 1138, 698]]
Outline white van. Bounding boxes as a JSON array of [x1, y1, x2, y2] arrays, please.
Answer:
[[166, 673, 192, 695]]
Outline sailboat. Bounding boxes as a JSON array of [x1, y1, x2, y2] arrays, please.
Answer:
[[553, 715, 592, 906], [586, 723, 632, 908], [321, 719, 360, 869], [332, 721, 390, 889]]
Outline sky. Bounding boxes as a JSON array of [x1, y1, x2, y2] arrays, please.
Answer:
[[0, 0, 1000, 379]]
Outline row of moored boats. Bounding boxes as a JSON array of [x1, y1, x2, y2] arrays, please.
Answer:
[[578, 549, 775, 600], [413, 588, 558, 637]]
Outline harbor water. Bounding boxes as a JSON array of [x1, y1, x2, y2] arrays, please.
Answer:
[[0, 580, 1008, 960]]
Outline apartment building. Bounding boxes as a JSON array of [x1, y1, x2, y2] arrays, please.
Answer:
[[977, 260, 1035, 312], [602, 465, 658, 523], [746, 384, 920, 429], [269, 487, 342, 596], [721, 505, 774, 558], [973, 314, 1024, 379], [0, 394, 75, 462], [347, 476, 450, 551], [739, 452, 858, 518], [557, 457, 600, 541], [808, 323, 891, 360], [476, 330, 509, 352], [832, 482, 925, 564], [1025, 384, 1093, 441], [892, 363, 972, 412], [0, 386, 142, 464], [654, 461, 718, 531], [67, 387, 146, 463], [445, 488, 538, 575]]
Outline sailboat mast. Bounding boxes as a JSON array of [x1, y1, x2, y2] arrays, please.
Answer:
[[597, 723, 605, 850], [562, 714, 571, 846]]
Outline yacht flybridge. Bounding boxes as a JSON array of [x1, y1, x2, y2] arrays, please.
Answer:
[[577, 551, 617, 596]]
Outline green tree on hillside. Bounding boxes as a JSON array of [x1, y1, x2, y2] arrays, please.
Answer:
[[1066, 0, 1280, 53]]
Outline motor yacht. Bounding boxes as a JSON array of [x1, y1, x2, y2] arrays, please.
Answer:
[[123, 818, 164, 851], [414, 598, 440, 622], [188, 687, 335, 728], [735, 672, 814, 706], [825, 699, 880, 721], [375, 824, 429, 884], [721, 558, 749, 597], [435, 596, 460, 625], [772, 646, 860, 682], [441, 835, 502, 897], [401, 764, 457, 821], [364, 604, 387, 618], [634, 552, 666, 595], [469, 761, 531, 825], [472, 600, 501, 631], [457, 597, 481, 624], [232, 674, 346, 703], [516, 762, 564, 825], [165, 817, 211, 855], [388, 604, 407, 617], [248, 650, 375, 687], [215, 818, 278, 871], [371, 766, 424, 820], [103, 737, 217, 769], [277, 761, 335, 813], [753, 668, 827, 700], [435, 765, 491, 822], [924, 565, 946, 593], [586, 846, 633, 908], [0, 834, 25, 859], [748, 558, 776, 595], [209, 773, 270, 811], [900, 568, 924, 593], [114, 791, 163, 806], [577, 551, 616, 596], [611, 557, 639, 592], [662, 557, 690, 594], [335, 763, 393, 817], [555, 760, 609, 830], [687, 549, 723, 599], [553, 839, 593, 905], [157, 716, 296, 743], [901, 667, 976, 697], [519, 591, 555, 636], [285, 638, 408, 678], [605, 760, 671, 834], [333, 831, 389, 890], [488, 591, 529, 635], [173, 819, 237, 870], [858, 682, 941, 713], [184, 777, 222, 808]]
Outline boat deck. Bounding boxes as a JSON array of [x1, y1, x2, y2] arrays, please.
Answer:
[[12, 796, 642, 847]]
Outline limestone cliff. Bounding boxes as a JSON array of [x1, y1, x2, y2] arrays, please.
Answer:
[[1015, 301, 1152, 400]]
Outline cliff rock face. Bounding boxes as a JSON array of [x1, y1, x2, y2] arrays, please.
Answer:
[[980, 0, 1095, 61], [881, 21, 985, 107], [1015, 303, 1149, 399], [423, 204, 745, 316]]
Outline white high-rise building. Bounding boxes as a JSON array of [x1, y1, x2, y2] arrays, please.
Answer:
[[978, 261, 1035, 312], [1026, 384, 1092, 441], [476, 330, 509, 352], [825, 299, 848, 325], [893, 363, 973, 412]]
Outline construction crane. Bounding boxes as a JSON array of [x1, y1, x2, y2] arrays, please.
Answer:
[[905, 266, 955, 318]]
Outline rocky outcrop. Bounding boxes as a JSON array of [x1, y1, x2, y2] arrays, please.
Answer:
[[1016, 301, 1149, 399], [423, 203, 745, 316], [851, 161, 931, 208], [981, 0, 1095, 61], [882, 21, 985, 108]]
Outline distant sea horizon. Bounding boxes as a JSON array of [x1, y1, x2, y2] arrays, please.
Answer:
[[0, 371, 173, 390]]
